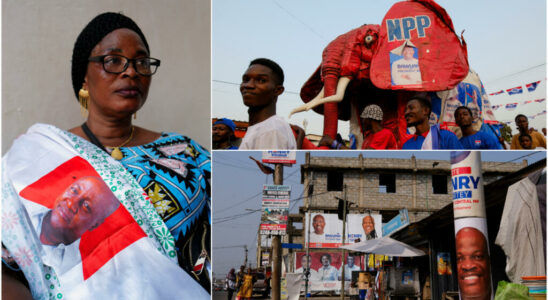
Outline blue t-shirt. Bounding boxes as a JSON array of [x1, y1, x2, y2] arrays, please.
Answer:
[[403, 128, 463, 150], [459, 131, 503, 149]]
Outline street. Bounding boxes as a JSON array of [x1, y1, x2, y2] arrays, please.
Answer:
[[213, 290, 357, 300]]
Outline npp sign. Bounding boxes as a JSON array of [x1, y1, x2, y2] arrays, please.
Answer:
[[386, 16, 431, 42]]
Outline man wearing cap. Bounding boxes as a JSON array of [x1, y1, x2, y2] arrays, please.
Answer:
[[318, 104, 397, 150], [212, 118, 240, 149], [360, 104, 397, 149]]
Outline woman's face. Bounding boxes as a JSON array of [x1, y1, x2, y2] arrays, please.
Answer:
[[83, 28, 151, 119]]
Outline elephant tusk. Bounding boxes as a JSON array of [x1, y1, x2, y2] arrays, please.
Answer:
[[289, 76, 351, 118], [289, 87, 325, 118]]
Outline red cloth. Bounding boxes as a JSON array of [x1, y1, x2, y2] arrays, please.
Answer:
[[362, 128, 398, 149], [370, 0, 469, 91]]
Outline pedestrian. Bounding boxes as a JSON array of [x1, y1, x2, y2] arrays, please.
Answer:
[[454, 106, 502, 149], [213, 118, 240, 149], [402, 96, 462, 149], [511, 114, 546, 149], [318, 104, 397, 149], [226, 268, 237, 300], [235, 265, 245, 293], [238, 58, 297, 150], [518, 133, 534, 149], [236, 268, 254, 300]]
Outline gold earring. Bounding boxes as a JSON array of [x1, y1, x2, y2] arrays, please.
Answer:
[[78, 88, 89, 118]]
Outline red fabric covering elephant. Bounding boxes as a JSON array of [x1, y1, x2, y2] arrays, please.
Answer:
[[292, 0, 469, 148]]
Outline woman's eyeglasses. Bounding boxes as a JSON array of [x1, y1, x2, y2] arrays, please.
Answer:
[[88, 55, 161, 76]]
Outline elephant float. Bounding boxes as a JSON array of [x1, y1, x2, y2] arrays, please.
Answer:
[[290, 0, 499, 149]]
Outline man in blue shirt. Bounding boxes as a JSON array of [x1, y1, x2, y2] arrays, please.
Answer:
[[454, 106, 502, 149], [402, 96, 462, 149]]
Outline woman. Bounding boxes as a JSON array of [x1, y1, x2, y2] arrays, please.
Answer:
[[236, 268, 255, 300], [2, 12, 210, 299]]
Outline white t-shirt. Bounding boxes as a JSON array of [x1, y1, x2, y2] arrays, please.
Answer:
[[295, 267, 319, 281], [239, 115, 297, 150], [309, 231, 327, 243], [338, 264, 361, 281]]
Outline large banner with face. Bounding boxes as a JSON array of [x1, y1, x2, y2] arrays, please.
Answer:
[[451, 151, 493, 300], [2, 125, 207, 299], [305, 213, 382, 248], [294, 252, 364, 291]]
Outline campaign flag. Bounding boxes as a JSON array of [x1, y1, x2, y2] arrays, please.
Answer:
[[534, 98, 546, 103], [506, 86, 523, 95], [488, 90, 504, 96], [526, 81, 541, 92], [505, 103, 518, 110]]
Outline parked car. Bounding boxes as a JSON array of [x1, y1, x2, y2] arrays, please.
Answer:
[[252, 272, 269, 298]]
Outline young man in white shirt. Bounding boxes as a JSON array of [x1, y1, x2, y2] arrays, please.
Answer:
[[238, 58, 297, 150]]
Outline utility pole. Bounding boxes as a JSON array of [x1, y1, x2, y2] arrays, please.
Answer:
[[244, 245, 248, 268], [304, 171, 313, 299], [340, 185, 347, 300], [271, 164, 283, 300]]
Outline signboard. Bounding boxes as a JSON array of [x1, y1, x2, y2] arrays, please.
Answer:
[[450, 151, 486, 218], [262, 151, 297, 165], [294, 252, 363, 291], [282, 243, 303, 249], [260, 185, 290, 235], [305, 213, 382, 248], [261, 252, 270, 266], [382, 208, 410, 236]]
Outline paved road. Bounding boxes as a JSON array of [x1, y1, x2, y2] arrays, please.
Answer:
[[213, 290, 268, 300], [213, 290, 357, 300]]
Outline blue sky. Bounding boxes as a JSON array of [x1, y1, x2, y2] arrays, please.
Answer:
[[212, 0, 546, 137], [211, 150, 546, 277]]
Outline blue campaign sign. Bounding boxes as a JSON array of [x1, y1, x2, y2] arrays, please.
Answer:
[[382, 208, 410, 236], [281, 243, 303, 249]]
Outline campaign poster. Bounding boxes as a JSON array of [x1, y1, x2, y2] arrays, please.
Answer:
[[436, 71, 492, 130], [260, 185, 290, 235], [305, 213, 382, 248], [262, 252, 270, 266], [437, 252, 452, 275], [454, 218, 493, 300], [294, 252, 363, 291], [390, 40, 422, 88], [450, 151, 486, 219], [17, 156, 142, 279]]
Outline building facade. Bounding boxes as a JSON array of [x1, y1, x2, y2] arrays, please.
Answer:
[[280, 153, 526, 270]]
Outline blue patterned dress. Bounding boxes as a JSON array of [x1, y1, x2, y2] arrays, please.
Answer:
[[118, 132, 211, 291]]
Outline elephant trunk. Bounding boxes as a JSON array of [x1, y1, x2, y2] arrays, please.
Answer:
[[322, 68, 341, 138]]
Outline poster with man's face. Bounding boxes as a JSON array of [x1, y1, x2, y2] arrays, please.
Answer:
[[306, 213, 382, 248], [390, 41, 422, 88], [17, 156, 142, 279], [454, 219, 493, 300]]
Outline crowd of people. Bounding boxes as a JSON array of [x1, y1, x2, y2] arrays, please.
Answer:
[[213, 57, 546, 151]]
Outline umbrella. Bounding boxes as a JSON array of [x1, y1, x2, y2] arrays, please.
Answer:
[[339, 236, 426, 257]]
